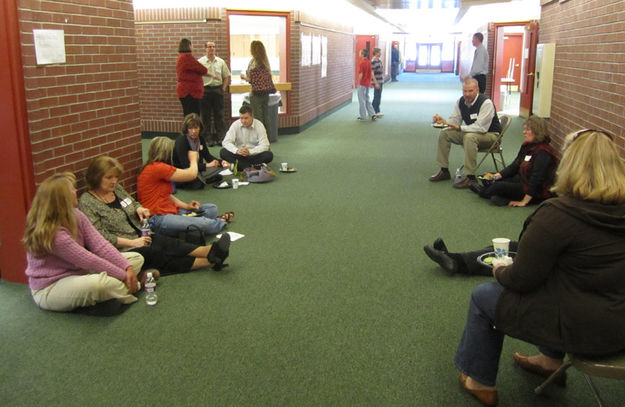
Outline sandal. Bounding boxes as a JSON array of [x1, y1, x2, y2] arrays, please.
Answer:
[[207, 233, 231, 271], [219, 211, 235, 223]]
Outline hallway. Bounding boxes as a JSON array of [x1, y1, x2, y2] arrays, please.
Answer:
[[1, 73, 623, 406]]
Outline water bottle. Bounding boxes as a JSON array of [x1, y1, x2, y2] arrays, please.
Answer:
[[145, 272, 157, 306], [140, 219, 151, 245]]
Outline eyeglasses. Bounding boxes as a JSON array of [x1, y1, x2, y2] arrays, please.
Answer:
[[572, 129, 615, 142]]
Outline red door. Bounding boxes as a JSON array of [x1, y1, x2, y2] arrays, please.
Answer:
[[354, 35, 376, 88], [519, 21, 539, 117], [0, 0, 36, 283]]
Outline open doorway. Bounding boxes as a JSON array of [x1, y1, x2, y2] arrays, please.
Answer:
[[228, 12, 289, 117], [492, 25, 525, 115]]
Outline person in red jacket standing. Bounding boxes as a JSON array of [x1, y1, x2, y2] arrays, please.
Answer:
[[176, 38, 212, 117]]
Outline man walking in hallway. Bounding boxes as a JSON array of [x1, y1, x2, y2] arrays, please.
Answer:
[[469, 33, 489, 94], [391, 44, 400, 82], [429, 78, 501, 189], [198, 41, 231, 147], [356, 49, 378, 121], [371, 48, 384, 117]]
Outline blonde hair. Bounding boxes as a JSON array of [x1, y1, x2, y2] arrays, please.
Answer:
[[551, 130, 625, 204], [23, 173, 78, 256], [250, 40, 270, 71], [145, 136, 174, 167], [85, 156, 123, 190]]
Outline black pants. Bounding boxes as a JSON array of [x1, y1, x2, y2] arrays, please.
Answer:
[[372, 84, 383, 113], [219, 149, 273, 170], [131, 233, 197, 275], [179, 95, 201, 117], [473, 74, 486, 93], [200, 86, 226, 143], [450, 241, 520, 276], [483, 180, 525, 201]]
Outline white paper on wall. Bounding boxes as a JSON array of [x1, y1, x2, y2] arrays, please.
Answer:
[[33, 29, 66, 65], [301, 33, 311, 67]]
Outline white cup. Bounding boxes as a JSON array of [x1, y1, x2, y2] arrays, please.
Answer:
[[232, 179, 239, 189], [281, 162, 288, 171], [492, 238, 511, 258]]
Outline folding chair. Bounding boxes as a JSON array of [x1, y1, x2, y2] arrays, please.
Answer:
[[534, 351, 625, 407], [476, 114, 511, 172]]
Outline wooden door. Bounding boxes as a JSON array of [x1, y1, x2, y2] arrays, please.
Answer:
[[519, 20, 539, 117]]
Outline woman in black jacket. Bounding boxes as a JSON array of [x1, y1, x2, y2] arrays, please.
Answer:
[[454, 129, 625, 406], [471, 115, 557, 207], [173, 113, 229, 189]]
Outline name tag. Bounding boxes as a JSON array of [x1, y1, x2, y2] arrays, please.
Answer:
[[524, 155, 532, 162], [470, 113, 478, 120], [120, 197, 132, 208]]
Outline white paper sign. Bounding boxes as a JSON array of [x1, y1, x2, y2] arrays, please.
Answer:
[[33, 29, 66, 65]]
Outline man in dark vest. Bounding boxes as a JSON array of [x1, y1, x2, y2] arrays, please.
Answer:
[[429, 78, 502, 189]]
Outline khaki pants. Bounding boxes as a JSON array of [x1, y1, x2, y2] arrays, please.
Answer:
[[31, 252, 144, 312], [436, 129, 498, 176]]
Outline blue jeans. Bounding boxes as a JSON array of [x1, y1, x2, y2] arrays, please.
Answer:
[[357, 85, 375, 119], [454, 282, 564, 386], [372, 84, 383, 113], [148, 203, 226, 238]]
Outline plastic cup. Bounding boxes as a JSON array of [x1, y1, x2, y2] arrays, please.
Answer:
[[492, 238, 511, 258], [232, 179, 239, 189], [281, 162, 288, 171]]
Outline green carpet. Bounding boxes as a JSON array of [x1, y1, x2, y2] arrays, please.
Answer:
[[2, 73, 623, 406]]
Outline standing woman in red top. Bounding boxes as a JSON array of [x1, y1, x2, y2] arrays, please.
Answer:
[[176, 38, 208, 116]]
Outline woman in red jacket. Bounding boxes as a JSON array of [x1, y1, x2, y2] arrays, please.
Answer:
[[176, 38, 210, 116]]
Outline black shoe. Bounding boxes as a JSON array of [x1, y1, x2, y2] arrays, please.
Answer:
[[75, 299, 127, 317], [490, 195, 510, 206], [423, 245, 458, 274], [433, 238, 448, 253], [207, 233, 231, 271], [429, 169, 451, 182], [469, 183, 484, 195]]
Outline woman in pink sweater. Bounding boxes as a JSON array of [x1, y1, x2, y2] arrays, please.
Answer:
[[23, 173, 140, 312]]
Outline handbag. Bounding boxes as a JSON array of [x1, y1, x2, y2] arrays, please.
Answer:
[[177, 224, 206, 246], [249, 66, 276, 94], [244, 163, 276, 183]]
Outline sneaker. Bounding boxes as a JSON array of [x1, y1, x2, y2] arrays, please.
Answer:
[[356, 117, 366, 121], [375, 112, 384, 117], [371, 115, 377, 121]]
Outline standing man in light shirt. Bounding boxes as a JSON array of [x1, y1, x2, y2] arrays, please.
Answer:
[[220, 105, 273, 171], [198, 41, 231, 147], [469, 33, 489, 94]]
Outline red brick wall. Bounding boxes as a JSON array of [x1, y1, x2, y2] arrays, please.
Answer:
[[291, 22, 354, 127], [134, 7, 354, 133], [135, 7, 228, 134], [539, 0, 625, 156], [18, 0, 142, 191]]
